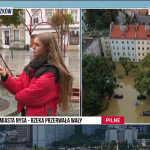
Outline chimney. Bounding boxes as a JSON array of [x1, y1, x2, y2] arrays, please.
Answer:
[[135, 25, 138, 31], [125, 26, 128, 32]]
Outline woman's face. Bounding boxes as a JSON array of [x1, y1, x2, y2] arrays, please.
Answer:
[[32, 37, 47, 58]]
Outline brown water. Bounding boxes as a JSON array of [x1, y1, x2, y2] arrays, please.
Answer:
[[97, 62, 150, 123]]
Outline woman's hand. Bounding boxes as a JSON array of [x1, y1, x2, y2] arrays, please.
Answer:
[[0, 66, 6, 77]]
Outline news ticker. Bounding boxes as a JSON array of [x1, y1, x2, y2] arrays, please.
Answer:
[[0, 117, 124, 124]]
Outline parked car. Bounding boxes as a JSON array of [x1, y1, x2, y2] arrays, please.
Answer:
[[137, 95, 146, 100], [114, 94, 123, 98], [141, 111, 150, 116]]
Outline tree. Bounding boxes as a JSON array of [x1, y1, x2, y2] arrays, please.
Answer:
[[95, 19, 102, 30], [0, 9, 24, 27], [112, 62, 116, 71], [45, 146, 55, 150], [50, 11, 74, 27], [102, 11, 112, 25], [141, 52, 150, 69], [82, 55, 117, 115], [132, 68, 150, 95], [84, 9, 118, 29], [119, 57, 131, 76]]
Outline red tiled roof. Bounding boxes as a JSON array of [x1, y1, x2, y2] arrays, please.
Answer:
[[136, 25, 150, 39], [138, 9, 148, 16], [110, 25, 136, 39]]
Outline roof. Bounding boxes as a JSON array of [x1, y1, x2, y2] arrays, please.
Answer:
[[82, 37, 99, 53], [136, 14, 150, 25], [136, 25, 150, 39], [110, 25, 136, 39], [138, 9, 148, 16], [110, 25, 150, 40], [102, 31, 110, 37]]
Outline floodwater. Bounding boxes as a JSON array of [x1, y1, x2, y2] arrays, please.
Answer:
[[97, 62, 150, 123]]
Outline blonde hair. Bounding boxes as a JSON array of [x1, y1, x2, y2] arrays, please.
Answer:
[[36, 32, 73, 112]]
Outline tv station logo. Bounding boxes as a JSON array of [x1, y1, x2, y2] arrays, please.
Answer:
[[0, 7, 13, 15]]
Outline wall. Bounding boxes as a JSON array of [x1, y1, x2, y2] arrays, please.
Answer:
[[135, 39, 150, 62], [100, 37, 111, 58], [110, 39, 136, 62]]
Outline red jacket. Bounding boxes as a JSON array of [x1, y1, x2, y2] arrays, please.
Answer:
[[1, 57, 60, 116]]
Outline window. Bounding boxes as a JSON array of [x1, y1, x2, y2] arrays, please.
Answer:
[[139, 59, 140, 61], [112, 41, 114, 43], [106, 46, 108, 48], [138, 41, 140, 44], [71, 10, 78, 22], [132, 41, 134, 44], [143, 53, 144, 56], [114, 52, 116, 55], [117, 46, 119, 50], [116, 41, 118, 44], [147, 41, 150, 45], [122, 41, 124, 44], [138, 53, 140, 56], [105, 42, 107, 44], [133, 53, 134, 56], [104, 37, 107, 39], [142, 41, 144, 44], [33, 12, 38, 24], [138, 47, 140, 50], [122, 46, 125, 50], [45, 12, 52, 22], [113, 46, 115, 50], [142, 47, 144, 50], [128, 52, 130, 56], [123, 52, 125, 56], [127, 41, 129, 44], [132, 48, 134, 50], [14, 30, 19, 41], [147, 47, 149, 50], [133, 59, 135, 61], [118, 52, 120, 56], [128, 46, 130, 50]]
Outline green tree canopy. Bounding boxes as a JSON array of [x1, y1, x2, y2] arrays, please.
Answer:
[[0, 9, 23, 27], [50, 11, 74, 27], [95, 19, 103, 30], [119, 57, 132, 76]]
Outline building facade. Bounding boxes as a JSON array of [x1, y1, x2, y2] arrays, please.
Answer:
[[25, 8, 80, 47], [105, 128, 138, 144], [33, 125, 75, 147], [82, 125, 100, 135], [110, 24, 137, 62], [0, 24, 25, 49], [135, 25, 150, 62], [100, 31, 111, 58]]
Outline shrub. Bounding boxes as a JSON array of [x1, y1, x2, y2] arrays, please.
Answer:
[[117, 75, 124, 79]]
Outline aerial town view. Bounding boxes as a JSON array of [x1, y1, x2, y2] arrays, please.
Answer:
[[82, 9, 150, 123], [0, 125, 150, 150]]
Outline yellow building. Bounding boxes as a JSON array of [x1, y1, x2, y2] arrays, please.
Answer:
[[135, 25, 150, 62]]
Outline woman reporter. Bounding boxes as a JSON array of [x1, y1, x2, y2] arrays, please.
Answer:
[[0, 32, 73, 116]]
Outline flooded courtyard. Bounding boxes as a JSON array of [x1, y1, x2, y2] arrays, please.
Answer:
[[97, 62, 150, 123]]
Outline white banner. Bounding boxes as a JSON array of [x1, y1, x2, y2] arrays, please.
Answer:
[[0, 117, 101, 125]]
